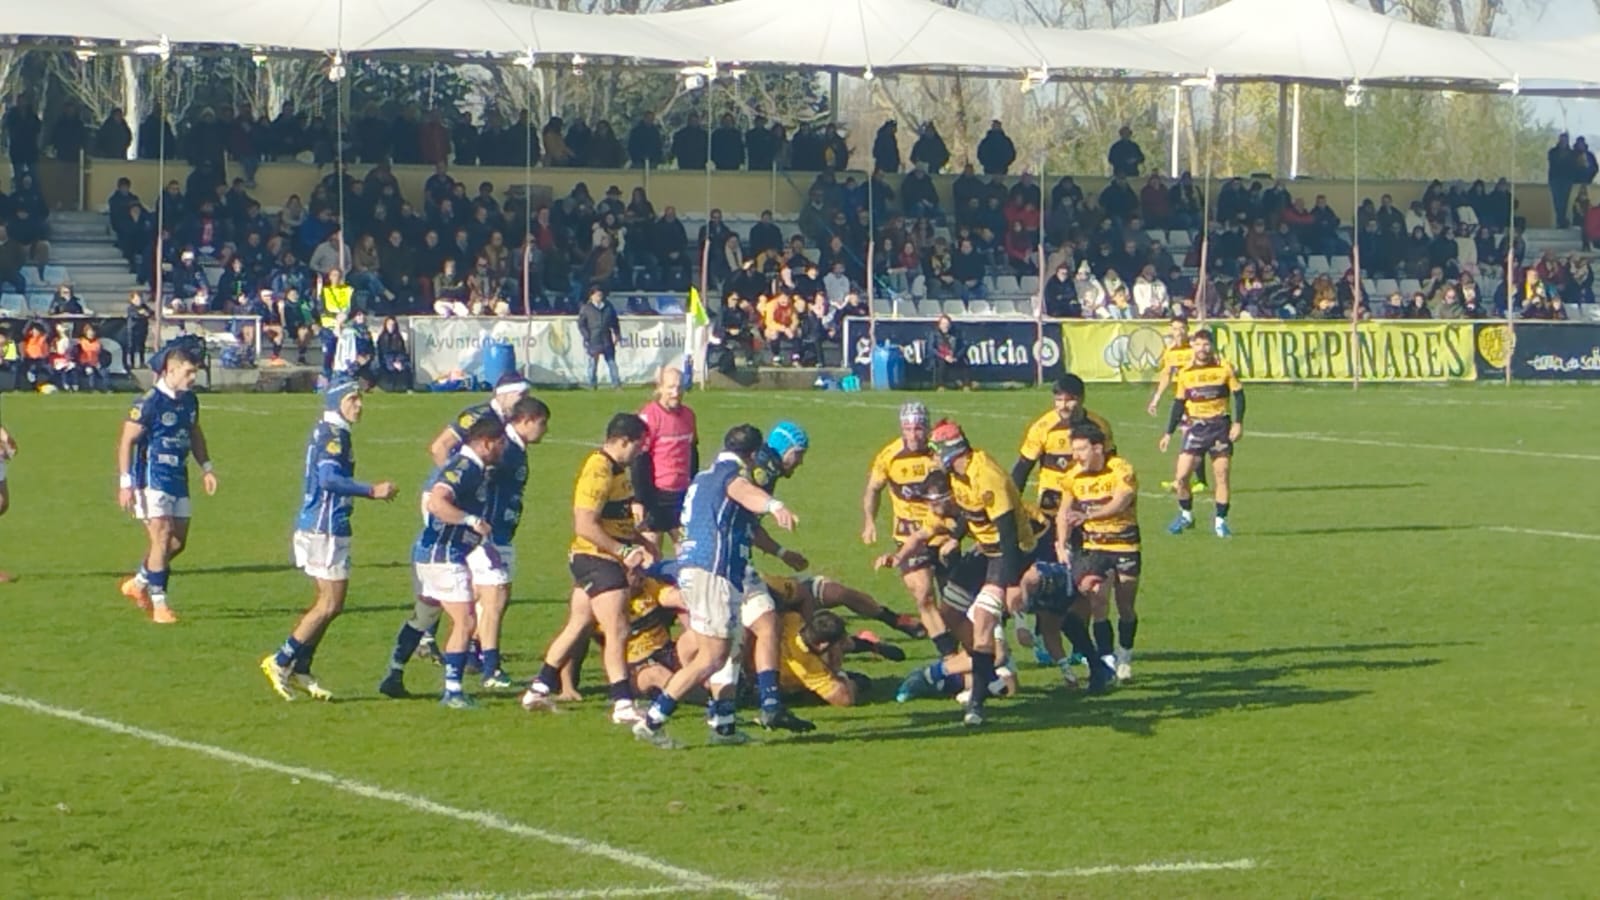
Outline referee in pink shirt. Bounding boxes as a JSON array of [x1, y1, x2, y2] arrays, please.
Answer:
[[634, 366, 699, 549]]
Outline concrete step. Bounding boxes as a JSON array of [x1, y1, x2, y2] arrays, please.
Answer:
[[51, 211, 108, 225], [46, 222, 109, 240], [48, 244, 123, 264]]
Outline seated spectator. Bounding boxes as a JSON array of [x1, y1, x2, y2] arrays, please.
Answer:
[[374, 315, 412, 391], [215, 256, 253, 308], [68, 323, 107, 392], [950, 238, 986, 301], [1132, 265, 1168, 318], [1003, 220, 1035, 277], [928, 314, 965, 390], [759, 289, 800, 365], [48, 283, 86, 316], [1042, 262, 1080, 317], [1404, 291, 1432, 319], [1100, 284, 1134, 319], [348, 233, 395, 308], [468, 256, 510, 316], [19, 321, 50, 391], [433, 258, 469, 316], [168, 249, 209, 301], [310, 226, 350, 276]]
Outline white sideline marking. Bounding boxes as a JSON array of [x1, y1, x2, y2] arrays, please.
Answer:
[[443, 858, 1260, 899], [1480, 525, 1600, 542], [0, 692, 775, 900]]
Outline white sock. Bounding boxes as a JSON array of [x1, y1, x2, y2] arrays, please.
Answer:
[[1179, 508, 1194, 522], [150, 592, 169, 608]]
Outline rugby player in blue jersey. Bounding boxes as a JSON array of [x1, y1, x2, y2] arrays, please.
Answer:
[[260, 381, 398, 701], [383, 417, 507, 709], [471, 395, 549, 689], [633, 424, 798, 749], [115, 344, 218, 624]]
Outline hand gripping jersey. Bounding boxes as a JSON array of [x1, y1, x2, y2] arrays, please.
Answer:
[[676, 453, 758, 584], [412, 447, 491, 565], [127, 385, 200, 497]]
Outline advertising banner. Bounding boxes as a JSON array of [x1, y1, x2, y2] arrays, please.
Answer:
[[409, 316, 687, 386], [844, 317, 1060, 386], [1059, 320, 1477, 383], [1472, 322, 1600, 381]]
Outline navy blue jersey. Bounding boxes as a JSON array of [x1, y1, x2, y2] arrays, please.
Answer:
[[485, 430, 529, 546], [295, 414, 371, 537], [748, 445, 786, 495], [677, 453, 757, 583], [412, 447, 491, 564], [127, 385, 200, 496], [449, 401, 498, 441]]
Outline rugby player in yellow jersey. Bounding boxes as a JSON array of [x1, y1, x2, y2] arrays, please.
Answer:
[[861, 401, 944, 645], [759, 572, 915, 653], [1057, 422, 1141, 686], [775, 610, 861, 707], [1011, 373, 1113, 667], [930, 419, 1035, 727], [1159, 328, 1245, 538], [520, 413, 655, 723], [1145, 316, 1208, 493], [593, 572, 694, 699]]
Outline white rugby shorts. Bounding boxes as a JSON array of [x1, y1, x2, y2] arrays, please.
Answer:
[[292, 530, 351, 581], [740, 568, 777, 630], [467, 543, 515, 587], [413, 561, 473, 604], [132, 488, 191, 521], [680, 566, 741, 639]]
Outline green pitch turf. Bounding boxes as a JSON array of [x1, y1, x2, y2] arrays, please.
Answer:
[[0, 384, 1596, 899]]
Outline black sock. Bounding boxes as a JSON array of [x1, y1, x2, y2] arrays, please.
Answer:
[[1179, 498, 1193, 512], [1093, 620, 1115, 658], [535, 662, 560, 692], [1216, 502, 1230, 520], [969, 651, 995, 706], [1194, 465, 1208, 486], [932, 632, 959, 658], [607, 679, 633, 702], [1063, 612, 1097, 659], [1118, 618, 1138, 651], [847, 635, 873, 654], [873, 608, 900, 627]]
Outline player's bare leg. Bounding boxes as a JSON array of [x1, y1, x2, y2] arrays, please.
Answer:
[[902, 567, 947, 645], [522, 587, 596, 710], [0, 478, 13, 583], [1112, 576, 1140, 681], [963, 587, 1005, 726], [590, 588, 642, 723], [1168, 452, 1202, 534], [819, 577, 925, 639], [129, 516, 178, 622], [438, 600, 478, 708], [1210, 454, 1234, 537], [473, 584, 511, 688]]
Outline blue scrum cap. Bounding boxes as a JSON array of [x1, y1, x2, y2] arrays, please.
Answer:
[[766, 420, 810, 457]]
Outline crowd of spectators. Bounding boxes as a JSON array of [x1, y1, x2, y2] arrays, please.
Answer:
[[6, 100, 1600, 379]]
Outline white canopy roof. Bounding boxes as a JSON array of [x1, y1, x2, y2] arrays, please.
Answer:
[[0, 0, 1596, 91]]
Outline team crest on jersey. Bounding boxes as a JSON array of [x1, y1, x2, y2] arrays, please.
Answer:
[[981, 490, 995, 507], [458, 413, 475, 428], [444, 469, 461, 484], [752, 467, 772, 487], [128, 405, 142, 421], [161, 412, 178, 427], [326, 439, 342, 454]]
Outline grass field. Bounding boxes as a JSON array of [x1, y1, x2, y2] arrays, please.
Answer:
[[1, 383, 1596, 899]]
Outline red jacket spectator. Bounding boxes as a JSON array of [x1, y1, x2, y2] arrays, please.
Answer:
[[1140, 176, 1171, 225]]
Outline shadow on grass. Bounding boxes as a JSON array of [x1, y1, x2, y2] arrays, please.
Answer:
[[1239, 481, 1428, 494], [785, 642, 1449, 744], [43, 561, 414, 580]]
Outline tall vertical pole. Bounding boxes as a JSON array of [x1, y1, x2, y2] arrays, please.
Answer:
[[152, 58, 167, 355], [1350, 98, 1362, 392], [1275, 82, 1289, 179], [1505, 97, 1518, 387], [1035, 155, 1046, 387], [829, 71, 840, 126], [1290, 83, 1302, 179], [522, 56, 534, 316], [1168, 0, 1185, 179]]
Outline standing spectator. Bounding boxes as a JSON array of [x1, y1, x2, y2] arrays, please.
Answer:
[[418, 110, 451, 166], [93, 108, 133, 160], [0, 225, 26, 295], [673, 112, 708, 171], [5, 95, 42, 177], [872, 120, 901, 174], [589, 120, 625, 168], [375, 315, 411, 392], [628, 111, 664, 168], [1574, 137, 1598, 215], [976, 120, 1015, 176], [822, 125, 850, 172], [578, 285, 621, 388], [634, 366, 698, 548], [1548, 133, 1576, 229], [710, 113, 745, 171], [49, 101, 87, 161], [928, 314, 965, 390], [1108, 126, 1144, 179], [318, 268, 354, 329], [123, 290, 153, 370], [909, 121, 950, 174], [746, 115, 778, 171]]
